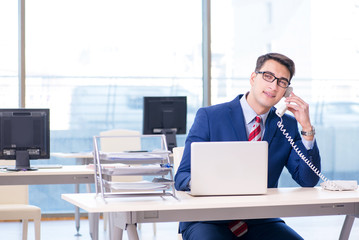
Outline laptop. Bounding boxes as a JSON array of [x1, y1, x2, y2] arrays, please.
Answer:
[[190, 141, 268, 196]]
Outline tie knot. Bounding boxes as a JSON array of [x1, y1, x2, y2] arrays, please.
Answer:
[[255, 116, 261, 123]]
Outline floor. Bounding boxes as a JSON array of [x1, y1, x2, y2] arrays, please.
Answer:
[[1, 215, 359, 240]]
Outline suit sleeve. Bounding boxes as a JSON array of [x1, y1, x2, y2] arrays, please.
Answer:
[[284, 119, 321, 187], [174, 108, 210, 191]]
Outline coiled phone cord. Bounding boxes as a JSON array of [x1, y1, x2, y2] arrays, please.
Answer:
[[277, 118, 329, 183]]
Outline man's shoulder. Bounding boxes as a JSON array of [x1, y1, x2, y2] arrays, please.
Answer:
[[202, 95, 243, 112]]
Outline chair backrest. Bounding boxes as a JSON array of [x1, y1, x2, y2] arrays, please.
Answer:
[[172, 147, 184, 174], [0, 160, 29, 204], [100, 129, 141, 152], [99, 129, 142, 183]]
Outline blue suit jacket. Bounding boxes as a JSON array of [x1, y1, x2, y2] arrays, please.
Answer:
[[174, 94, 321, 233]]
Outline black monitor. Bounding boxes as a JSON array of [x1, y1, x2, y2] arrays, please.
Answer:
[[143, 96, 187, 151], [0, 108, 50, 171]]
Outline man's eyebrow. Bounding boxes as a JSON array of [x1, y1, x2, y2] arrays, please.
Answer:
[[265, 71, 289, 80], [261, 70, 274, 75], [263, 71, 277, 77], [279, 76, 289, 81]]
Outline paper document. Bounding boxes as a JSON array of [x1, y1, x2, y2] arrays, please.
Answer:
[[87, 163, 129, 169], [102, 153, 165, 160], [101, 164, 171, 175], [107, 180, 169, 190]]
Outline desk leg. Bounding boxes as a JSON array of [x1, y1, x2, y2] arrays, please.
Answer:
[[89, 212, 100, 240], [74, 183, 81, 236], [86, 183, 92, 193], [74, 157, 90, 237], [81, 159, 98, 239], [339, 215, 355, 240], [85, 183, 100, 240], [126, 224, 139, 240], [109, 212, 123, 240]]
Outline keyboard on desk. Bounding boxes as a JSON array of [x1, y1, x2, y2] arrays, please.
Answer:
[[30, 164, 63, 169], [0, 164, 63, 170], [0, 164, 62, 172]]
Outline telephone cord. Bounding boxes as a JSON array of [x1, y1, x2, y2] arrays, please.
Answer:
[[277, 118, 329, 183]]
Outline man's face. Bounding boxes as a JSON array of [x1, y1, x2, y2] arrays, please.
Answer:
[[249, 59, 291, 112]]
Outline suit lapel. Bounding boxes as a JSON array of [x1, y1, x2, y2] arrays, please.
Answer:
[[228, 96, 279, 143], [228, 95, 248, 141], [263, 108, 279, 145]]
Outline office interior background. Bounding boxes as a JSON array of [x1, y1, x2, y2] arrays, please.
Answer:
[[1, 0, 359, 215]]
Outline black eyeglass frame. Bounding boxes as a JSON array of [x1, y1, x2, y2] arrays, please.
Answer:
[[255, 71, 290, 88]]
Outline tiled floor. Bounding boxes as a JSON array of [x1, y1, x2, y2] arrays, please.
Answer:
[[0, 215, 359, 240]]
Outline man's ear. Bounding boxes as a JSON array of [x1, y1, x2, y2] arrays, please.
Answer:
[[250, 72, 256, 86]]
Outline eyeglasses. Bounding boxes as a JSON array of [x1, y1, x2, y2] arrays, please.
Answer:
[[255, 71, 290, 88]]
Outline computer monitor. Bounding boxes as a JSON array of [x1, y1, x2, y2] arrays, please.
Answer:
[[0, 108, 50, 171], [143, 96, 187, 151]]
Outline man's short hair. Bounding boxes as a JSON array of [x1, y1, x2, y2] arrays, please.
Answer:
[[255, 53, 295, 80]]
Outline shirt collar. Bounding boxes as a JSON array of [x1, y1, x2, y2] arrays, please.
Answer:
[[240, 92, 270, 125]]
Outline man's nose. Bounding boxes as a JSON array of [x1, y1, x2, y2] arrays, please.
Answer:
[[269, 78, 279, 90]]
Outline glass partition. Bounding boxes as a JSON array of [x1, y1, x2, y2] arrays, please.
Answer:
[[25, 0, 202, 213], [0, 0, 18, 107], [211, 0, 359, 186]]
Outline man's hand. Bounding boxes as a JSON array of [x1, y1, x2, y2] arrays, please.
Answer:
[[285, 91, 314, 141]]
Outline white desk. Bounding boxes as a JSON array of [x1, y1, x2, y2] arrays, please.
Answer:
[[0, 165, 94, 185], [0, 165, 96, 238], [62, 187, 359, 240]]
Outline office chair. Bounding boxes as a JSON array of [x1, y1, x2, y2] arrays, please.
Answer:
[[172, 146, 185, 240], [0, 160, 41, 240], [99, 129, 157, 237]]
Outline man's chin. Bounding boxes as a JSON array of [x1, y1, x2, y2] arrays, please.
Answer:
[[260, 97, 277, 108]]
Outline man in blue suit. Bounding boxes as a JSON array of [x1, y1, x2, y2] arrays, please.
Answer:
[[174, 53, 321, 240]]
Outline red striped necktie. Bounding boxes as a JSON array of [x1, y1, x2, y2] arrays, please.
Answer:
[[229, 116, 262, 237], [248, 116, 262, 141]]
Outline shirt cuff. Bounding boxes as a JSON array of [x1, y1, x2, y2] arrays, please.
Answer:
[[301, 136, 315, 150]]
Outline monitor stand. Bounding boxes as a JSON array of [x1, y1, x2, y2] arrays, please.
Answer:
[[159, 128, 177, 152], [6, 150, 38, 171]]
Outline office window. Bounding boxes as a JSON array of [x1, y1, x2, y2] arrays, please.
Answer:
[[211, 0, 359, 186], [25, 0, 202, 213], [10, 0, 359, 214], [0, 1, 18, 106]]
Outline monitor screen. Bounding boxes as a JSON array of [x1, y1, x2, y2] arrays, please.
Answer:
[[143, 96, 187, 151], [0, 108, 50, 171]]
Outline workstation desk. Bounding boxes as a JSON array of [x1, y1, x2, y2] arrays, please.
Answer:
[[0, 165, 93, 185], [62, 187, 359, 240], [0, 165, 95, 237]]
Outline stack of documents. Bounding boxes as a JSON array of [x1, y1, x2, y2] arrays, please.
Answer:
[[100, 164, 171, 175], [100, 151, 168, 164], [104, 180, 171, 191], [87, 163, 129, 169]]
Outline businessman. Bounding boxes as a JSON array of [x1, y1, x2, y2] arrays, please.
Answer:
[[174, 53, 321, 240]]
